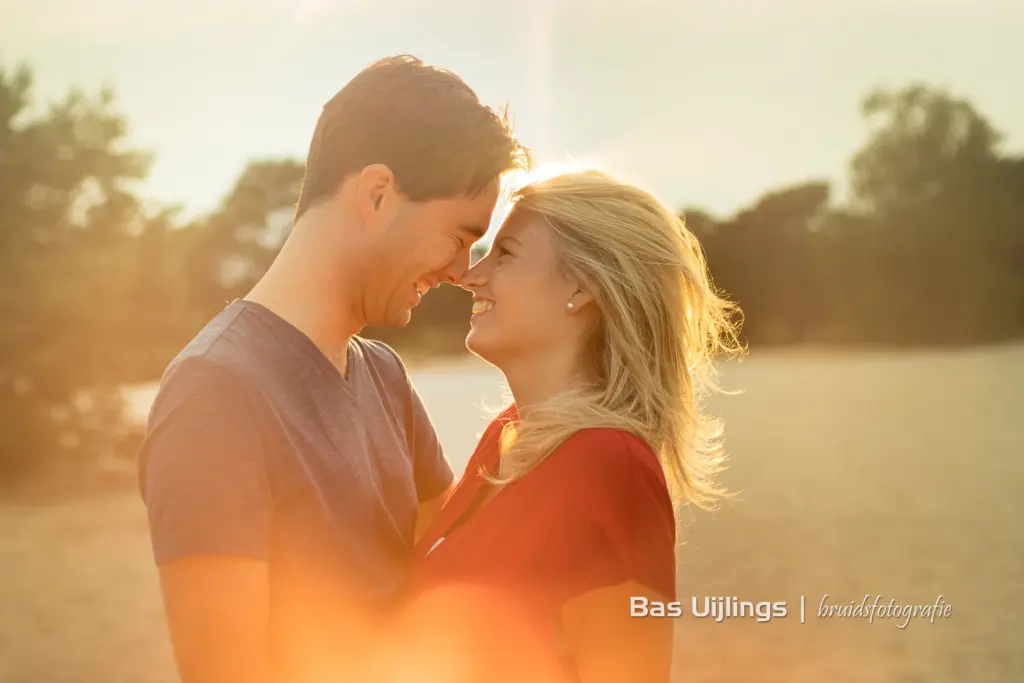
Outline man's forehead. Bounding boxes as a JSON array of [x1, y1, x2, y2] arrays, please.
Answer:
[[458, 190, 499, 217], [453, 187, 502, 234]]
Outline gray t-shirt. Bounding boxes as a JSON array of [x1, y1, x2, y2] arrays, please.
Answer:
[[137, 300, 453, 675]]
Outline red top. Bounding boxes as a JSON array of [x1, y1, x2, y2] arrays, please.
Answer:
[[403, 407, 677, 680]]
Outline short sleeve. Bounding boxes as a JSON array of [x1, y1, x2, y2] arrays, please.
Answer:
[[408, 383, 454, 502], [567, 431, 678, 601], [365, 338, 454, 503], [137, 358, 273, 564]]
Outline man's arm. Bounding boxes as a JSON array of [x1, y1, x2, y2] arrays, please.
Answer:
[[371, 340, 455, 540], [415, 481, 455, 542], [139, 360, 274, 683], [159, 558, 271, 683], [401, 367, 455, 535]]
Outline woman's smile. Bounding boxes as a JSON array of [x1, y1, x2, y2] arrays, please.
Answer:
[[471, 299, 494, 316]]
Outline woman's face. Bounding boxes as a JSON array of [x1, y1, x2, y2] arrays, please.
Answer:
[[461, 209, 584, 366]]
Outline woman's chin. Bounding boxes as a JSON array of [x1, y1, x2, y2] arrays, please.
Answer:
[[465, 327, 500, 364]]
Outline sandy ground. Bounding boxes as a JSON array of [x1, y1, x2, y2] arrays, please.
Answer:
[[1, 344, 1022, 682]]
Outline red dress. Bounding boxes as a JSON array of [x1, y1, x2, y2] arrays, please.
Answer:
[[402, 406, 677, 682]]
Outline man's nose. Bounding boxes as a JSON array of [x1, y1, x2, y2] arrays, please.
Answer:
[[441, 264, 465, 287], [443, 252, 475, 287]]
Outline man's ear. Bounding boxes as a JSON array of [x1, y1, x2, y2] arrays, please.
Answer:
[[355, 164, 395, 225]]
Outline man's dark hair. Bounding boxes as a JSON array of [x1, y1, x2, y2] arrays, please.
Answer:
[[294, 55, 530, 220]]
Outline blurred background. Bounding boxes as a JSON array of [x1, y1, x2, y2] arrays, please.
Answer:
[[1, 0, 1022, 681]]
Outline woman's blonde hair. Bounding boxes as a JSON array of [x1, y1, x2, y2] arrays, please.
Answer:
[[488, 169, 744, 511]]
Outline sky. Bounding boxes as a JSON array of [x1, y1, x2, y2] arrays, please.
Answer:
[[3, 0, 1022, 229]]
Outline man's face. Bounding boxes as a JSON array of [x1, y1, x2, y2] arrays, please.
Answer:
[[364, 178, 501, 327]]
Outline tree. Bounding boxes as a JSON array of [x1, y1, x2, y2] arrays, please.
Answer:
[[0, 63, 158, 482], [688, 182, 831, 345], [848, 83, 1024, 342], [851, 84, 1002, 218], [183, 158, 305, 319], [3, 63, 1022, 489]]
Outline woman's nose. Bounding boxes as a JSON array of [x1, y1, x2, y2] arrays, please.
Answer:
[[458, 260, 488, 290]]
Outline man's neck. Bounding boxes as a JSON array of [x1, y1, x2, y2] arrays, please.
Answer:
[[245, 234, 362, 369]]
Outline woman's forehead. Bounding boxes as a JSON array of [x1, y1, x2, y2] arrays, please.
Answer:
[[496, 208, 547, 244]]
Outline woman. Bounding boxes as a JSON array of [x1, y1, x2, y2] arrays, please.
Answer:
[[395, 169, 742, 683]]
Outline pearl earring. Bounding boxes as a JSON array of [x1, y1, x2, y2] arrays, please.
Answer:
[[566, 302, 575, 310]]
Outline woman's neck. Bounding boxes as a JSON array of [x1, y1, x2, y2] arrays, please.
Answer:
[[502, 346, 590, 411]]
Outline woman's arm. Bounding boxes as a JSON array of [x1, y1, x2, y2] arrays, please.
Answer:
[[561, 580, 674, 683], [550, 430, 679, 683]]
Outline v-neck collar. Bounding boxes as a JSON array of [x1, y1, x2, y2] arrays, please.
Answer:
[[426, 407, 517, 548], [439, 449, 501, 539], [235, 298, 357, 390]]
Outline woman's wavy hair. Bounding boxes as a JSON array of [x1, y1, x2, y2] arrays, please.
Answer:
[[486, 168, 745, 511]]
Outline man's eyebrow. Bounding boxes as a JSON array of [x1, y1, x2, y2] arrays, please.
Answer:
[[460, 224, 489, 240]]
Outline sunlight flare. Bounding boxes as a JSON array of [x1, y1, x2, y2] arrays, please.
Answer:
[[294, 0, 329, 24]]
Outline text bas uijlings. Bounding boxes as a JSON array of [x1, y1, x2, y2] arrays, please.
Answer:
[[631, 597, 788, 623]]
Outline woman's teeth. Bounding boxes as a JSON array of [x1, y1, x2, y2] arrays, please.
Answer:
[[472, 300, 494, 315]]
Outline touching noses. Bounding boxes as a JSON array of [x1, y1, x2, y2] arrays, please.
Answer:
[[437, 246, 477, 286], [457, 258, 489, 291]]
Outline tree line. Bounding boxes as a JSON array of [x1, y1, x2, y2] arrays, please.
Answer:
[[1, 62, 1021, 486]]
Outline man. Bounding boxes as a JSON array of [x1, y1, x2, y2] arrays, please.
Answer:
[[137, 55, 529, 683]]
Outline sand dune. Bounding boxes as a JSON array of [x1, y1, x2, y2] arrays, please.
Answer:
[[1, 344, 1021, 682]]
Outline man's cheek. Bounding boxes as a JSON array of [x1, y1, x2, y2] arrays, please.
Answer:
[[430, 244, 462, 276]]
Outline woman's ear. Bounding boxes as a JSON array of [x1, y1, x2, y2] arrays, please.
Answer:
[[567, 286, 594, 312]]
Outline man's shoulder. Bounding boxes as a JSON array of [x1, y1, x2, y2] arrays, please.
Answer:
[[159, 304, 259, 397], [352, 336, 411, 386]]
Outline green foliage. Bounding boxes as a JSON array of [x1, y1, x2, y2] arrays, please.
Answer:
[[1, 62, 1022, 488], [183, 158, 305, 318], [687, 83, 1023, 347], [0, 63, 165, 482]]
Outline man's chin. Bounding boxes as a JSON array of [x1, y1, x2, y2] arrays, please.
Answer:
[[388, 309, 414, 327], [366, 307, 413, 329]]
